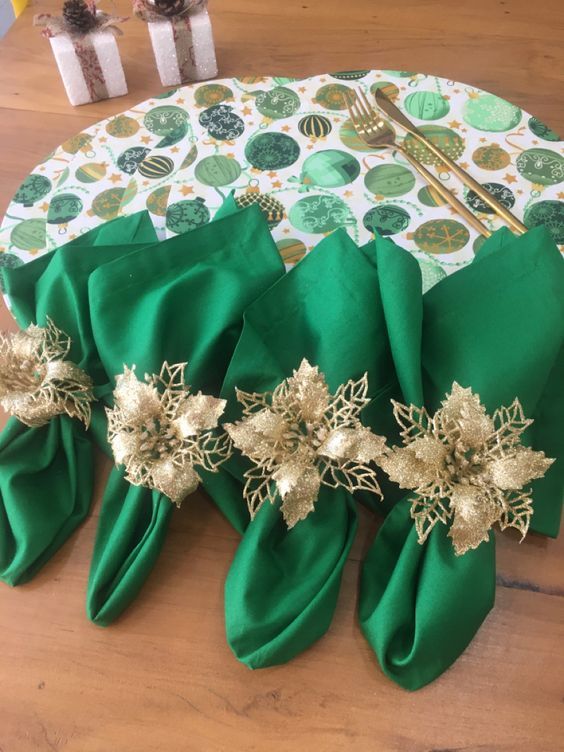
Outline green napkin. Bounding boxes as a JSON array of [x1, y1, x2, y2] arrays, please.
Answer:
[[0, 212, 158, 586], [359, 225, 564, 690], [210, 228, 400, 668], [85, 205, 285, 626]]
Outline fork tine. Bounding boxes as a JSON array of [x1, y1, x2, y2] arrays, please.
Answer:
[[344, 91, 363, 132], [351, 89, 377, 135], [358, 88, 377, 117]]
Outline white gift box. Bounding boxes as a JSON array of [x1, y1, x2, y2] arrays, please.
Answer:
[[147, 5, 217, 87], [49, 28, 128, 106]]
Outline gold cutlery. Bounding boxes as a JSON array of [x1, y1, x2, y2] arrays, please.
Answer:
[[373, 88, 528, 235], [345, 90, 491, 237]]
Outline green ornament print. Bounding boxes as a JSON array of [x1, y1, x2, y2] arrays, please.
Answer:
[[365, 164, 416, 197], [404, 91, 450, 121], [363, 205, 410, 236], [339, 119, 377, 152], [92, 187, 131, 220], [245, 132, 301, 171], [0, 253, 24, 290], [106, 116, 139, 139], [144, 107, 189, 137], [527, 117, 560, 142], [414, 219, 470, 253], [194, 84, 234, 107], [314, 84, 351, 111], [330, 70, 370, 81], [418, 185, 447, 207], [13, 175, 52, 206], [462, 93, 522, 132], [298, 115, 332, 139], [255, 87, 301, 120], [47, 193, 83, 224], [138, 155, 175, 179], [472, 144, 511, 171], [370, 81, 400, 101], [276, 238, 307, 264], [117, 147, 151, 175], [194, 155, 242, 186], [235, 190, 286, 229], [146, 186, 172, 217], [76, 163, 107, 183], [515, 148, 564, 186], [165, 199, 210, 233], [10, 218, 46, 251], [524, 200, 564, 244], [404, 126, 465, 166], [297, 150, 360, 190], [289, 194, 352, 233]]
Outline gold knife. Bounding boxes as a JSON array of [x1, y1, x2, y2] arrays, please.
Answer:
[[374, 89, 528, 235]]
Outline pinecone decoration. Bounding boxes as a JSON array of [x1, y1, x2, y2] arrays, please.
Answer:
[[153, 0, 189, 17], [62, 0, 97, 33]]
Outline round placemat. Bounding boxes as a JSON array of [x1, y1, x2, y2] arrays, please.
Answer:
[[1, 70, 563, 290]]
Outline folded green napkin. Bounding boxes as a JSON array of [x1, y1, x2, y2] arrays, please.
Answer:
[[0, 212, 157, 586], [85, 205, 285, 626], [359, 225, 564, 690], [208, 228, 401, 668]]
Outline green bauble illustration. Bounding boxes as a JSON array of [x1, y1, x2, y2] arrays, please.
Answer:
[[417, 256, 447, 292], [363, 205, 410, 236], [370, 81, 400, 101], [466, 183, 515, 214], [10, 218, 46, 252], [330, 70, 370, 80], [414, 219, 470, 253], [155, 122, 189, 148], [143, 106, 189, 137], [165, 198, 210, 233], [365, 164, 416, 197], [462, 93, 521, 132], [76, 162, 107, 183], [62, 132, 93, 154], [314, 84, 351, 111], [146, 185, 172, 217], [106, 116, 140, 138], [472, 143, 511, 171], [524, 200, 564, 244], [236, 76, 267, 85], [473, 235, 488, 255], [404, 91, 450, 121], [117, 147, 151, 175], [194, 155, 242, 186], [515, 148, 564, 186], [527, 116, 560, 142], [92, 187, 129, 219], [273, 76, 300, 85], [180, 144, 198, 170], [138, 155, 175, 179], [298, 114, 332, 139], [155, 88, 178, 99], [245, 132, 300, 171], [298, 150, 360, 189], [404, 125, 465, 166], [0, 253, 24, 289], [339, 118, 378, 152], [194, 84, 234, 107], [289, 194, 351, 233], [254, 87, 301, 120], [47, 193, 83, 224], [234, 188, 285, 229], [199, 104, 245, 140], [276, 238, 307, 265], [13, 174, 52, 206], [382, 70, 417, 77], [418, 185, 447, 207]]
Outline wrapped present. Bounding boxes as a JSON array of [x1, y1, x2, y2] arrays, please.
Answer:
[[34, 1, 128, 107], [134, 0, 217, 87]]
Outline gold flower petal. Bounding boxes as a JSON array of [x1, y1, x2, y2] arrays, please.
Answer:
[[380, 437, 446, 489], [150, 458, 200, 506], [275, 358, 330, 424], [174, 393, 226, 437], [489, 446, 554, 491], [439, 382, 494, 448], [318, 425, 386, 463], [113, 367, 161, 424], [226, 409, 290, 462], [278, 465, 321, 528], [449, 485, 500, 555]]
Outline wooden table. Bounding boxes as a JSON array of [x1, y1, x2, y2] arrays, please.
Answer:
[[1, 1, 563, 749]]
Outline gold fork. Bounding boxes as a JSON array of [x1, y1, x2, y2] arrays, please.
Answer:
[[345, 89, 491, 238]]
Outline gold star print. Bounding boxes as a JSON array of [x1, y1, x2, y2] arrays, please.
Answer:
[[39, 202, 50, 212], [99, 137, 107, 143], [250, 167, 262, 175], [504, 174, 518, 184], [226, 152, 235, 159], [141, 136, 152, 145], [307, 144, 314, 150], [517, 189, 523, 195], [272, 180, 282, 189], [69, 234, 77, 240], [267, 171, 278, 178], [443, 95, 451, 101], [109, 174, 122, 184], [453, 89, 461, 94], [171, 146, 179, 153], [480, 137, 487, 143], [86, 209, 94, 217], [180, 185, 194, 196], [558, 192, 564, 200], [176, 98, 185, 105], [344, 190, 354, 198], [448, 121, 462, 129], [281, 125, 291, 133], [459, 162, 469, 170], [283, 228, 290, 234], [299, 87, 306, 93], [242, 106, 252, 116], [143, 180, 150, 186]]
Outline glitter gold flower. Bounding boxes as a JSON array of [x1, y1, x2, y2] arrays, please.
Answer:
[[379, 382, 554, 555], [225, 359, 386, 528], [107, 362, 231, 506], [0, 318, 94, 427]]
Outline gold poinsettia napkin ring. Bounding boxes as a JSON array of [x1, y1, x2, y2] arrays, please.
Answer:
[[0, 318, 94, 428], [106, 362, 232, 507], [225, 359, 387, 528], [379, 382, 554, 555]]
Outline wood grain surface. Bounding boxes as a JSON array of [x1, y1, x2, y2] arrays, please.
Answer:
[[1, 1, 563, 750]]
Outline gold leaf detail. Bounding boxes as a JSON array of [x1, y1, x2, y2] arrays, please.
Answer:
[[107, 362, 231, 507], [381, 382, 555, 555], [0, 318, 94, 427], [227, 358, 386, 527]]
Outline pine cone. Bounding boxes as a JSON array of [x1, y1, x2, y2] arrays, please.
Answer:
[[153, 0, 190, 17], [62, 0, 97, 33]]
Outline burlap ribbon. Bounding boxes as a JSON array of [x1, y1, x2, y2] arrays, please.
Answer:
[[34, 11, 128, 103], [133, 0, 207, 82]]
